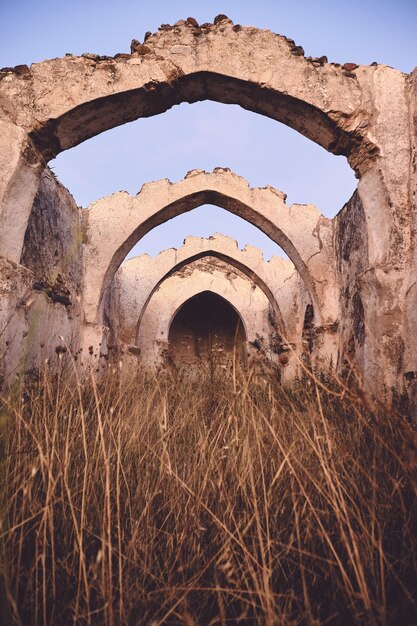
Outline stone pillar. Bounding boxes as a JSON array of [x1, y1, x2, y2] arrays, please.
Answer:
[[357, 162, 410, 400], [350, 67, 413, 402], [402, 67, 417, 417], [0, 121, 43, 263]]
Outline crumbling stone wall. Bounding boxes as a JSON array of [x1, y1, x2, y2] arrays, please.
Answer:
[[402, 68, 417, 409], [22, 168, 83, 307], [335, 191, 368, 376], [0, 169, 83, 382], [0, 263, 82, 384]]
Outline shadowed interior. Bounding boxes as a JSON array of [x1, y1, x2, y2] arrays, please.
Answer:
[[168, 291, 246, 368]]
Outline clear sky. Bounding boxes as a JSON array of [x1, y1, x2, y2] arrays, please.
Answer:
[[1, 0, 416, 260]]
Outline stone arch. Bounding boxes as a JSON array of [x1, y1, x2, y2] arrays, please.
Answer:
[[110, 233, 301, 345], [0, 18, 379, 264], [137, 260, 272, 368], [84, 169, 337, 332], [134, 249, 287, 342]]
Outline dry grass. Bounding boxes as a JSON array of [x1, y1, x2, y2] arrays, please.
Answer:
[[0, 360, 416, 625]]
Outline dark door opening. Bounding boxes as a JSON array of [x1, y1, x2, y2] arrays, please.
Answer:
[[168, 291, 247, 369]]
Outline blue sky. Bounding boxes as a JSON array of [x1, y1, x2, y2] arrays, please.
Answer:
[[1, 0, 416, 259]]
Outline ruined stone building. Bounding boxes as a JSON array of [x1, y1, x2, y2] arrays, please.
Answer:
[[111, 232, 307, 378], [0, 16, 416, 406]]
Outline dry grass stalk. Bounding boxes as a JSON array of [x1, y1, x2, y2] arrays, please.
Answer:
[[0, 359, 416, 625]]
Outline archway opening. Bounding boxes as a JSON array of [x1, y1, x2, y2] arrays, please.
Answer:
[[130, 248, 289, 344], [52, 101, 356, 220], [168, 291, 246, 369], [93, 181, 324, 326], [125, 204, 287, 262], [2, 25, 378, 266]]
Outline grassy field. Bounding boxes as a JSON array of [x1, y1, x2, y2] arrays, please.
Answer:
[[0, 361, 416, 625]]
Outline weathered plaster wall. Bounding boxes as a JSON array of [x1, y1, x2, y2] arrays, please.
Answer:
[[22, 168, 83, 303], [335, 191, 368, 377], [401, 68, 417, 411], [353, 64, 412, 394], [0, 169, 83, 382], [0, 260, 81, 384]]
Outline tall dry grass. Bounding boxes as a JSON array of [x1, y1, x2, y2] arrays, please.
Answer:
[[0, 360, 417, 625]]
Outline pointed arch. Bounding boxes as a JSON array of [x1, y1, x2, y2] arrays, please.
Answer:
[[0, 20, 377, 263], [137, 262, 272, 367], [83, 169, 337, 329]]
